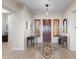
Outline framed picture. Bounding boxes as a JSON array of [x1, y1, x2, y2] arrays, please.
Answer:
[[35, 19, 41, 37], [53, 19, 60, 37]]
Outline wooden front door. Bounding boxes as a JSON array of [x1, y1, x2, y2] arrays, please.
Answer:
[[43, 19, 51, 43]]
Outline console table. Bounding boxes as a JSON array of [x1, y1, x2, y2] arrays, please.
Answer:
[[58, 36, 67, 48], [2, 35, 8, 42], [27, 36, 35, 48]]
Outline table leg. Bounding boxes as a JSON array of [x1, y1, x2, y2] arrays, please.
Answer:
[[36, 37, 37, 44], [33, 39, 34, 47], [27, 39, 28, 48]]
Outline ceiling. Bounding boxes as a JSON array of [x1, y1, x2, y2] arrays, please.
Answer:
[[14, 0, 73, 14]]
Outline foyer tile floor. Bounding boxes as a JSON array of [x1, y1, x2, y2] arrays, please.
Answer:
[[2, 42, 76, 59]]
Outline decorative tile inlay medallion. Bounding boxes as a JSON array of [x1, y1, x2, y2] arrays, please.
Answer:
[[34, 43, 58, 59]]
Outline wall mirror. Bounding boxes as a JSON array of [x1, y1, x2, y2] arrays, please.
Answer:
[[63, 19, 67, 34]]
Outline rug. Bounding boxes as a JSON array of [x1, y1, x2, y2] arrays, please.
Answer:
[[34, 43, 58, 59]]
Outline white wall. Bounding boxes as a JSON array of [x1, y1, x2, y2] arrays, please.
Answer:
[[8, 5, 32, 50], [8, 8, 25, 50], [33, 14, 62, 43], [2, 13, 8, 35], [63, 0, 76, 51], [23, 6, 33, 49]]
